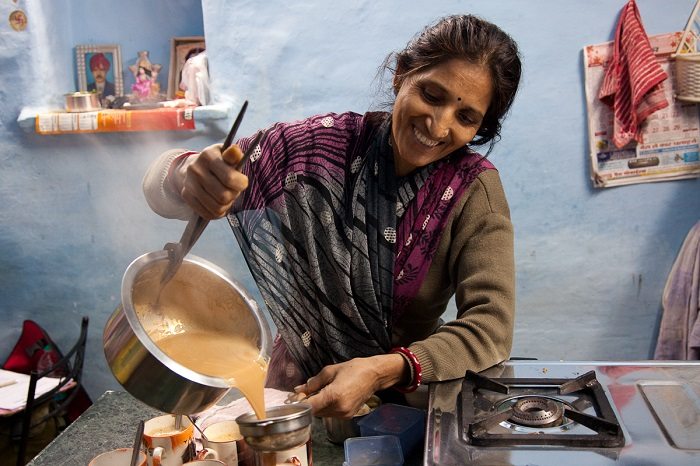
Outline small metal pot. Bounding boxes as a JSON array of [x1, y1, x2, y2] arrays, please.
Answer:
[[103, 250, 272, 415], [236, 403, 313, 451], [64, 92, 101, 112]]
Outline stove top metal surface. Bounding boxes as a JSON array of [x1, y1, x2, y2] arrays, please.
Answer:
[[424, 361, 700, 465]]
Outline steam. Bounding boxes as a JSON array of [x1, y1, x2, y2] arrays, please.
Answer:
[[24, 2, 71, 108]]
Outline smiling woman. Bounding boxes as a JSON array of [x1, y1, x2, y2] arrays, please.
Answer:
[[143, 13, 522, 420]]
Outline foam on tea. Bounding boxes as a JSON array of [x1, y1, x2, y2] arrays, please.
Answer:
[[149, 427, 186, 437], [208, 431, 242, 442]]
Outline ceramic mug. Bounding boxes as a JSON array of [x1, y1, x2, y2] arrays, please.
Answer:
[[89, 447, 147, 466], [143, 414, 196, 466], [201, 420, 244, 465]]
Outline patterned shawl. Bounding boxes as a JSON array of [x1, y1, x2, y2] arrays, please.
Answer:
[[230, 111, 494, 378]]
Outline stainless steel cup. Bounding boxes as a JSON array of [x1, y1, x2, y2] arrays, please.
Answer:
[[64, 92, 101, 112]]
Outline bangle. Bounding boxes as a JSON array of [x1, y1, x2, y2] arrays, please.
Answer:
[[390, 347, 422, 393]]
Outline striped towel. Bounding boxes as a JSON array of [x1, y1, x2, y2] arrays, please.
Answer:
[[598, 0, 668, 148]]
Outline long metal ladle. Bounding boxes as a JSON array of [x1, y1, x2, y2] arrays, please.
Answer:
[[157, 101, 253, 295]]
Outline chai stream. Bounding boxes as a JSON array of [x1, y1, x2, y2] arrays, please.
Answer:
[[156, 331, 268, 419]]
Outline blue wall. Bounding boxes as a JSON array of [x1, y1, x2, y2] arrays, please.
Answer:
[[0, 0, 698, 400]]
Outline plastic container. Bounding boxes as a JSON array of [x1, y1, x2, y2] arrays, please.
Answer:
[[357, 403, 425, 459], [344, 435, 404, 466]]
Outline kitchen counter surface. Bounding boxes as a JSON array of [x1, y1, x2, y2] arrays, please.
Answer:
[[27, 390, 423, 465]]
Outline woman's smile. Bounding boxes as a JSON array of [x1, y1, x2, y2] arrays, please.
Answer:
[[413, 125, 441, 147]]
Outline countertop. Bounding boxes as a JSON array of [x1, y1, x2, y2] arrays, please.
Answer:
[[26, 390, 423, 465]]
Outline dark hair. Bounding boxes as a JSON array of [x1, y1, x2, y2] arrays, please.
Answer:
[[388, 14, 521, 153]]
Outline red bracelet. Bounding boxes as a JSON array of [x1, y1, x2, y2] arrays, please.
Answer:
[[390, 347, 422, 393]]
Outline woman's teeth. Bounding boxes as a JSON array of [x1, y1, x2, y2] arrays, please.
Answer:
[[413, 126, 440, 147]]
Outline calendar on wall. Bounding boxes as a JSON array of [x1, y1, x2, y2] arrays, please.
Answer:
[[583, 31, 700, 188]]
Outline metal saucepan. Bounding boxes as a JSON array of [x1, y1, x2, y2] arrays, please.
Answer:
[[103, 250, 272, 415]]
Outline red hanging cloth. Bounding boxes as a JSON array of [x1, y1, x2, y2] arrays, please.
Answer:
[[598, 0, 669, 148]]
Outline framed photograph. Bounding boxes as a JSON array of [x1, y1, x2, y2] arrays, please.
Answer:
[[168, 36, 206, 100], [75, 44, 123, 102]]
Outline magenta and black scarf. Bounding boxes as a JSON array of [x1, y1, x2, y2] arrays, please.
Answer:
[[230, 111, 493, 381]]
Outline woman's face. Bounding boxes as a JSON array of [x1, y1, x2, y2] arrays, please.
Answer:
[[391, 58, 493, 176]]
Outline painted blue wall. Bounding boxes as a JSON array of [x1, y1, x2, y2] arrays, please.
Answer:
[[0, 0, 698, 400]]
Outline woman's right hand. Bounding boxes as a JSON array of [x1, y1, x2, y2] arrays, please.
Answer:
[[176, 143, 250, 220]]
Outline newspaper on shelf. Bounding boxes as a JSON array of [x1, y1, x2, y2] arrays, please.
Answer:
[[583, 31, 700, 188]]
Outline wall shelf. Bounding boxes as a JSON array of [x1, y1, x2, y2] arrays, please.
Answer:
[[17, 103, 231, 134]]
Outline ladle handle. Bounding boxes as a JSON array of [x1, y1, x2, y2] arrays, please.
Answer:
[[189, 415, 208, 441], [160, 214, 209, 287], [180, 214, 209, 258]]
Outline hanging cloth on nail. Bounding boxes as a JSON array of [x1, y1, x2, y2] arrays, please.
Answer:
[[654, 220, 700, 361], [598, 0, 669, 148]]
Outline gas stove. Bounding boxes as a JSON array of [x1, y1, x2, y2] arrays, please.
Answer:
[[424, 361, 700, 465]]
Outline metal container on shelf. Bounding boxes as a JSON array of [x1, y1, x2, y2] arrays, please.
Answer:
[[64, 92, 101, 112]]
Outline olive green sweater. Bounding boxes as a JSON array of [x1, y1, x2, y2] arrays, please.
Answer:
[[397, 168, 515, 382]]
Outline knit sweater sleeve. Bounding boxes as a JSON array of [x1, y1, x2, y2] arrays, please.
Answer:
[[407, 169, 515, 382], [142, 148, 195, 220]]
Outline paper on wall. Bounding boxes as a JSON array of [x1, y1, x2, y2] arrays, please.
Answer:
[[583, 31, 700, 188]]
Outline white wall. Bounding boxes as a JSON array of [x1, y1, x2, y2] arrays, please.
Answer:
[[0, 0, 697, 400], [0, 0, 210, 398]]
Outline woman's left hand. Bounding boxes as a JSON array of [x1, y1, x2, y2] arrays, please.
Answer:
[[295, 353, 407, 418]]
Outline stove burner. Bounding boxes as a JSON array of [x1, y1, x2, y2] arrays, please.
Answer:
[[509, 396, 563, 427], [497, 395, 575, 433], [462, 370, 625, 448]]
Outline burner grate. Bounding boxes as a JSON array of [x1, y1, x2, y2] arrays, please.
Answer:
[[461, 370, 625, 448]]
